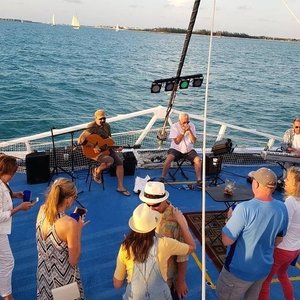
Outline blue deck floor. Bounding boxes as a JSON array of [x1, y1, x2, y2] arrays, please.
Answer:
[[9, 163, 300, 299]]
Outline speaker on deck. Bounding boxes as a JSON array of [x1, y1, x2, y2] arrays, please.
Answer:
[[205, 154, 222, 176], [110, 151, 137, 176], [26, 152, 50, 184]]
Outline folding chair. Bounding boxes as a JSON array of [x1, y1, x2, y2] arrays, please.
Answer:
[[169, 154, 189, 181]]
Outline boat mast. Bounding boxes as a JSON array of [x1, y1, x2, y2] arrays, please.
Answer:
[[157, 0, 202, 142]]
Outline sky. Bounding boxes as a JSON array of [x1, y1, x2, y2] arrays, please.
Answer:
[[1, 0, 300, 39]]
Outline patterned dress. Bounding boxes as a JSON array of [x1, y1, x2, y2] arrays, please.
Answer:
[[36, 213, 84, 300]]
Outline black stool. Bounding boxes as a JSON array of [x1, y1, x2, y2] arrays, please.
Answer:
[[86, 160, 105, 191], [169, 155, 189, 181]]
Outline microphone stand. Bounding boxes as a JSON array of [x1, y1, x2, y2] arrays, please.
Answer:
[[48, 127, 76, 185]]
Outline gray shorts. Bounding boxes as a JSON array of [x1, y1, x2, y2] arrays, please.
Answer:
[[216, 267, 266, 300], [167, 148, 200, 163], [96, 149, 123, 166]]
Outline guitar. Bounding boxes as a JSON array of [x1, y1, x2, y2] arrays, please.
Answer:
[[82, 134, 140, 159]]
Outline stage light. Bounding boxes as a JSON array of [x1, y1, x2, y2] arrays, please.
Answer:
[[179, 79, 189, 89], [151, 82, 162, 93], [165, 81, 175, 92], [192, 76, 203, 87], [150, 74, 203, 93]]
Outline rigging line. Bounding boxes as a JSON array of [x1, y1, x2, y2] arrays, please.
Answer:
[[202, 0, 217, 299], [281, 0, 300, 25], [157, 0, 202, 143]]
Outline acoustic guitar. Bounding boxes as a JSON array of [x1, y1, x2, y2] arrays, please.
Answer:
[[82, 134, 140, 159]]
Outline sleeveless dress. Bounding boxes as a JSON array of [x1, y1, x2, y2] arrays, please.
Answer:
[[36, 212, 84, 300], [123, 237, 172, 300]]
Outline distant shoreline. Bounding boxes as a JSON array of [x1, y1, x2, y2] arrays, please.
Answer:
[[1, 18, 299, 42]]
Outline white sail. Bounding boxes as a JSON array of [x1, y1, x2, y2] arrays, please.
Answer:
[[52, 14, 56, 26], [115, 24, 119, 32], [71, 15, 80, 29]]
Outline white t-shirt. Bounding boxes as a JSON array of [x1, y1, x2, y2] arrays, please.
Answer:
[[169, 121, 196, 154], [277, 195, 300, 251], [292, 134, 300, 150]]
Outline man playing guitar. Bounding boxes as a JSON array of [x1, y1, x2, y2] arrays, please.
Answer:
[[78, 109, 130, 196]]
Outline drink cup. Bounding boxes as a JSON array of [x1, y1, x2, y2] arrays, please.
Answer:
[[23, 190, 32, 202], [224, 180, 236, 196]]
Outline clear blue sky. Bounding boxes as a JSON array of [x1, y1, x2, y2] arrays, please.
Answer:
[[1, 0, 300, 39]]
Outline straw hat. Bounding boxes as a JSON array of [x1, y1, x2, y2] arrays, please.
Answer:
[[139, 181, 169, 204], [129, 203, 162, 233]]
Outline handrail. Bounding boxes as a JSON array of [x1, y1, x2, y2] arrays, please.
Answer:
[[0, 105, 282, 155]]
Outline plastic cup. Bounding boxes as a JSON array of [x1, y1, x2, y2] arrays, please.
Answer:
[[23, 190, 32, 202]]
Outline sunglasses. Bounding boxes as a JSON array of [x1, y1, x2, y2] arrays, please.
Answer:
[[182, 121, 190, 124], [295, 126, 300, 129], [98, 117, 106, 121], [146, 202, 161, 208]]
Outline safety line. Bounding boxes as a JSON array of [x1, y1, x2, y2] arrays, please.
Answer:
[[281, 0, 300, 25], [192, 252, 216, 289]]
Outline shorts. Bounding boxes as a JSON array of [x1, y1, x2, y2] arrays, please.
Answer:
[[167, 148, 200, 163]]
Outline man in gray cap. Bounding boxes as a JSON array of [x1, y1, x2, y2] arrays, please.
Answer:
[[216, 167, 288, 300]]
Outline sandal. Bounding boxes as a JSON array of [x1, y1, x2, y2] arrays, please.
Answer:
[[116, 189, 131, 196], [92, 168, 102, 184], [196, 180, 203, 189]]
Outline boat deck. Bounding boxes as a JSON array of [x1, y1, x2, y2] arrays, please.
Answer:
[[9, 162, 300, 299]]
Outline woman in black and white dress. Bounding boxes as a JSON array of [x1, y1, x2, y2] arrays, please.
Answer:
[[36, 178, 85, 300]]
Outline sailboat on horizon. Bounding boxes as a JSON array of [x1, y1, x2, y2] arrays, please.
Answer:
[[51, 14, 56, 26], [115, 24, 119, 32], [71, 15, 80, 29]]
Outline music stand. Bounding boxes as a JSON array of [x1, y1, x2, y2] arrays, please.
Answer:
[[48, 128, 76, 185], [208, 155, 224, 186], [209, 139, 234, 186]]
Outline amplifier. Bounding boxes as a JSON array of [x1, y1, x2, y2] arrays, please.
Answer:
[[26, 152, 50, 184], [110, 151, 137, 176]]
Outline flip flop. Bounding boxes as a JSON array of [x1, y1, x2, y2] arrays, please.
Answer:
[[92, 168, 102, 184], [116, 189, 131, 196]]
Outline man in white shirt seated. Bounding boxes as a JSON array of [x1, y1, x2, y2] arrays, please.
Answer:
[[160, 112, 202, 188], [282, 117, 300, 156], [281, 117, 300, 179]]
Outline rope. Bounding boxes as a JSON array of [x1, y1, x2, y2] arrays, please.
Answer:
[[201, 1, 217, 299], [281, 0, 300, 25], [157, 0, 202, 144]]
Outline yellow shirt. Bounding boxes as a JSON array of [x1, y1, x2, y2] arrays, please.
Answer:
[[114, 236, 189, 283]]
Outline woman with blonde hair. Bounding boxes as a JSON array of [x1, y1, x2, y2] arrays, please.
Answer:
[[113, 203, 196, 299], [259, 166, 300, 300], [36, 178, 85, 299], [0, 155, 33, 300]]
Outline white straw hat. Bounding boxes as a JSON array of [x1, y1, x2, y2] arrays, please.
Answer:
[[139, 181, 169, 204], [128, 203, 162, 233]]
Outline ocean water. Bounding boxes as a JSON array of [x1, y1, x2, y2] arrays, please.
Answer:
[[0, 21, 299, 140]]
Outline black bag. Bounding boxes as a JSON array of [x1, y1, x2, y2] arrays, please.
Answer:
[[211, 138, 233, 155], [110, 151, 137, 176]]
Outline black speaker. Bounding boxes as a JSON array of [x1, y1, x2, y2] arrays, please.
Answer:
[[205, 154, 222, 175], [26, 152, 50, 184], [110, 152, 137, 176]]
